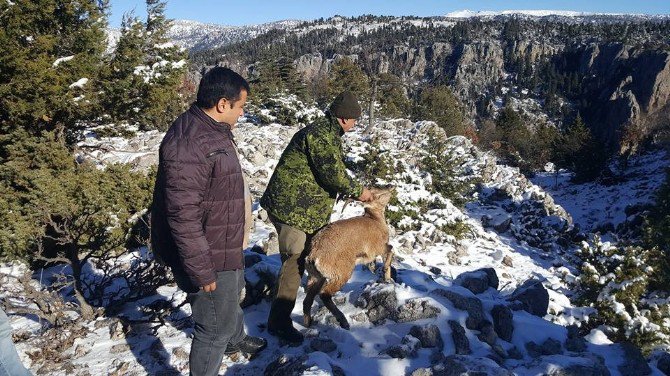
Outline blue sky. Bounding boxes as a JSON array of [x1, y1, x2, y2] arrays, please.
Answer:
[[108, 0, 670, 27]]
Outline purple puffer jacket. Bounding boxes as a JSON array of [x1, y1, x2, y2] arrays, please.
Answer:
[[151, 104, 245, 290]]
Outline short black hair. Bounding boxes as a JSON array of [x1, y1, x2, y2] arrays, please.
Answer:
[[196, 67, 250, 109]]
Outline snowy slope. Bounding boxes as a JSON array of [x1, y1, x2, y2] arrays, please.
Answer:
[[3, 116, 668, 375]]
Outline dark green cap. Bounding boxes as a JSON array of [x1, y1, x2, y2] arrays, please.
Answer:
[[329, 90, 362, 119]]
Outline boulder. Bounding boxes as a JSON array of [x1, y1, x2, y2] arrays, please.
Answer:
[[618, 343, 651, 376], [409, 324, 444, 350], [396, 299, 441, 323], [355, 283, 398, 325], [491, 305, 514, 342], [449, 320, 471, 355], [433, 289, 485, 330], [508, 279, 549, 317]]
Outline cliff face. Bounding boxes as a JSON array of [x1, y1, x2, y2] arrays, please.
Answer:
[[198, 15, 670, 148], [579, 45, 670, 145], [293, 37, 670, 147]]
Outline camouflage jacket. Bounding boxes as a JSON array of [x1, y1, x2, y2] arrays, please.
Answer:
[[260, 115, 363, 234]]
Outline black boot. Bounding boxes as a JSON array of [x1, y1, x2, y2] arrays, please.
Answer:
[[267, 323, 304, 346], [225, 335, 267, 355], [268, 298, 304, 346]]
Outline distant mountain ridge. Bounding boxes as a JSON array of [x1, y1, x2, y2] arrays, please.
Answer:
[[445, 9, 616, 18], [107, 11, 670, 53], [166, 19, 301, 51]]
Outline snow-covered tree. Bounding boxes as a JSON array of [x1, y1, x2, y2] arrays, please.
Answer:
[[0, 0, 108, 139], [137, 0, 187, 130]]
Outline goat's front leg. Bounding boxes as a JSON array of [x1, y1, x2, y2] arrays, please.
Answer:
[[383, 244, 393, 283]]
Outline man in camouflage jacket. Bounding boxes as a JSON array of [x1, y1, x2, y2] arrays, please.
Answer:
[[261, 90, 372, 344]]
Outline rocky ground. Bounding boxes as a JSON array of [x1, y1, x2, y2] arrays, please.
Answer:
[[3, 117, 669, 375]]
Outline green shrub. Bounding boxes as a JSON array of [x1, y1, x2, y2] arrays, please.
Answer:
[[420, 130, 478, 208], [414, 85, 469, 137], [645, 170, 670, 290], [575, 236, 669, 353], [0, 130, 154, 318]]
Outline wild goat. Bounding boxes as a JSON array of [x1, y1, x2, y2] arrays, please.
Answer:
[[303, 187, 394, 330]]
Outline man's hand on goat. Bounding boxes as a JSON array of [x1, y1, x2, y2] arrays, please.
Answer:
[[358, 187, 373, 202], [202, 281, 217, 292]]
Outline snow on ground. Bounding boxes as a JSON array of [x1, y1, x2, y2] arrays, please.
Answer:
[[3, 116, 668, 375], [532, 150, 669, 233]]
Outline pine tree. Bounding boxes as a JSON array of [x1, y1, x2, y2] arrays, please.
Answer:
[[376, 73, 410, 118], [326, 57, 369, 105], [98, 13, 146, 124], [554, 114, 607, 182], [415, 85, 468, 137], [0, 0, 108, 141], [136, 0, 188, 130]]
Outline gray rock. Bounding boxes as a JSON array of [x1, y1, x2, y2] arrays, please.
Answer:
[[430, 355, 514, 376], [383, 335, 421, 359], [487, 351, 505, 366], [541, 338, 563, 355], [525, 341, 543, 358], [410, 368, 434, 376], [548, 364, 611, 376], [456, 268, 499, 294], [459, 275, 489, 294], [264, 354, 309, 376], [449, 320, 471, 355], [526, 338, 562, 358], [509, 279, 549, 317], [396, 299, 441, 323], [355, 283, 398, 325], [493, 217, 512, 233], [508, 346, 523, 360], [546, 354, 611, 376], [433, 289, 485, 330], [502, 255, 514, 267], [618, 342, 651, 376], [491, 305, 514, 342], [481, 268, 499, 289], [351, 311, 368, 323], [409, 324, 444, 350], [74, 344, 90, 357], [565, 337, 588, 352], [264, 354, 346, 376], [492, 344, 508, 359], [172, 347, 189, 361], [429, 266, 442, 275], [108, 319, 127, 340], [110, 343, 130, 354], [310, 338, 337, 353], [242, 261, 279, 308], [477, 322, 498, 346]]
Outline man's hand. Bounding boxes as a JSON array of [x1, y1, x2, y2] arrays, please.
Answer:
[[358, 187, 373, 202], [202, 281, 217, 292]]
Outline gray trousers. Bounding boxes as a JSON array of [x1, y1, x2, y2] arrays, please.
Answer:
[[0, 308, 31, 376], [180, 269, 246, 376]]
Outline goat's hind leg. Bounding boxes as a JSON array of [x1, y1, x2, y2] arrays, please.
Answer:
[[303, 276, 325, 327], [320, 280, 350, 330]]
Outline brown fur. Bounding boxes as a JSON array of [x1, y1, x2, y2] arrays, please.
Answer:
[[303, 187, 394, 329]]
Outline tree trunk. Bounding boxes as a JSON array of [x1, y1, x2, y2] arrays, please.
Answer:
[[364, 77, 378, 135], [66, 247, 95, 320]]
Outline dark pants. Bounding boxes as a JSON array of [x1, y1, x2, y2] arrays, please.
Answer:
[[176, 269, 246, 376], [267, 220, 312, 329]]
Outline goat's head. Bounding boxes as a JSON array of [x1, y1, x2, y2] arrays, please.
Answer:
[[364, 186, 394, 212]]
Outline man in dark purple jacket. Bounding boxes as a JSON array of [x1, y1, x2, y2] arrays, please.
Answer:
[[151, 67, 265, 376]]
